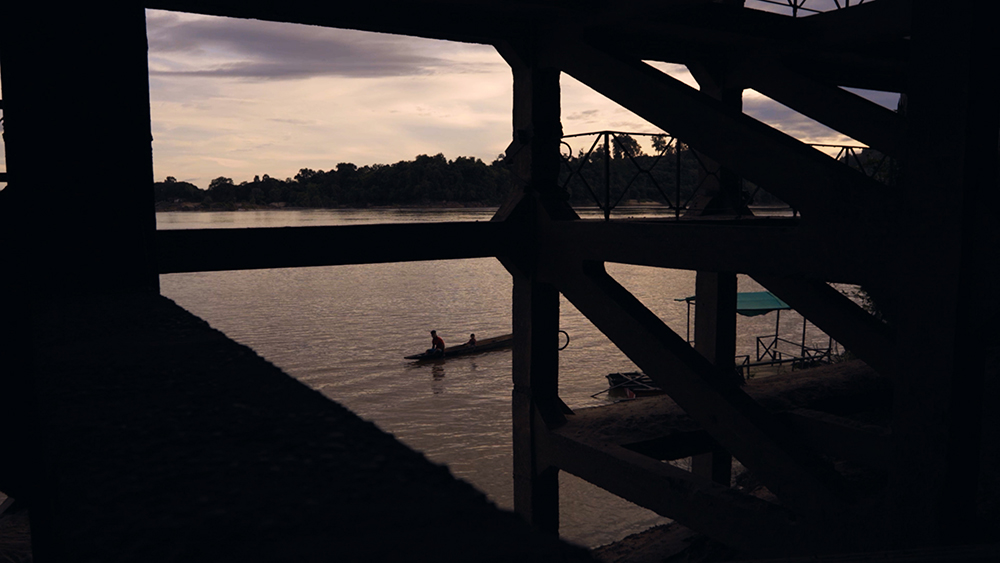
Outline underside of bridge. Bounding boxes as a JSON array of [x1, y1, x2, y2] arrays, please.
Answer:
[[2, 0, 999, 560]]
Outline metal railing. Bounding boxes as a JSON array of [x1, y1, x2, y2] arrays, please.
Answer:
[[560, 131, 711, 220], [734, 335, 839, 378], [747, 0, 869, 17], [756, 334, 836, 365], [560, 130, 892, 221], [819, 144, 894, 184]]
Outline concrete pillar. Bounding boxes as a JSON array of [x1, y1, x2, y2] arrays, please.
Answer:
[[684, 18, 746, 483], [0, 5, 156, 558], [684, 0, 749, 218], [691, 271, 738, 485], [511, 270, 562, 533], [495, 37, 569, 534], [889, 0, 1000, 547], [0, 4, 158, 295]]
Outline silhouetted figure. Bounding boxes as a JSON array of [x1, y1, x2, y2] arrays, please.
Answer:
[[466, 333, 476, 347], [428, 330, 445, 356]]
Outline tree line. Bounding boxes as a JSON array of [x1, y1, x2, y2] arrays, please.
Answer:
[[154, 153, 515, 210], [155, 136, 797, 211]]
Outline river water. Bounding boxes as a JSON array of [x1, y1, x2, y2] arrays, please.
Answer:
[[157, 208, 834, 548]]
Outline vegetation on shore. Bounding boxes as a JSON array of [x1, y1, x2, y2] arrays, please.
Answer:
[[155, 153, 513, 211], [156, 135, 809, 212]]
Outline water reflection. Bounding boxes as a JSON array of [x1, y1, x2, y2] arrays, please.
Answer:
[[431, 365, 446, 395], [431, 363, 446, 379]]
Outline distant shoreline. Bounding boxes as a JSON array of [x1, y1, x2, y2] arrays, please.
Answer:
[[154, 200, 775, 213], [153, 201, 496, 212]]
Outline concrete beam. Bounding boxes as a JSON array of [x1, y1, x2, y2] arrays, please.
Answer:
[[540, 257, 848, 518], [147, 0, 524, 45], [543, 34, 889, 239], [598, 1, 909, 92], [546, 425, 840, 556], [622, 430, 719, 461], [782, 409, 890, 471], [156, 222, 512, 273], [796, 0, 911, 48], [738, 59, 905, 158], [543, 219, 882, 284]]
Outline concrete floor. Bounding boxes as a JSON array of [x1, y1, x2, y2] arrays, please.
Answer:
[[19, 292, 592, 562]]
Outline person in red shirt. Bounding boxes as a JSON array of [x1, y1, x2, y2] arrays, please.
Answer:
[[429, 330, 445, 356]]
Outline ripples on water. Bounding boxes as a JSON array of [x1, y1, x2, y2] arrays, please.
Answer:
[[158, 208, 832, 548]]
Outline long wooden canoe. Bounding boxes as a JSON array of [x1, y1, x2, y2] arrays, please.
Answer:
[[404, 334, 513, 360]]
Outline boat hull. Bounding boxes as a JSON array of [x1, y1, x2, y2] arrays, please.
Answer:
[[405, 334, 513, 360], [603, 372, 664, 397]]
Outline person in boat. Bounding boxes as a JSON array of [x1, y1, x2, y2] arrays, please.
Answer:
[[466, 333, 476, 347], [428, 330, 445, 356]]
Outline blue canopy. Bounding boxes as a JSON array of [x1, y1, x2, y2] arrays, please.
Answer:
[[676, 291, 790, 317]]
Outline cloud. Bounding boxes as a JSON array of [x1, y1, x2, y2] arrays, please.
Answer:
[[142, 8, 891, 189], [565, 109, 601, 122], [743, 90, 869, 148], [144, 10, 517, 186], [146, 9, 495, 80]]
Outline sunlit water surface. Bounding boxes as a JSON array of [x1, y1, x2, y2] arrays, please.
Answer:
[[158, 208, 831, 548]]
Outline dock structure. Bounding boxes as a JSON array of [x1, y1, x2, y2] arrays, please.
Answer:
[[1, 1, 998, 560]]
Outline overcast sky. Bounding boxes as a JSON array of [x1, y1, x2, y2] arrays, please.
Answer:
[[0, 3, 897, 189]]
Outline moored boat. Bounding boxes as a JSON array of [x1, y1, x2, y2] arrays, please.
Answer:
[[599, 372, 664, 397]]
